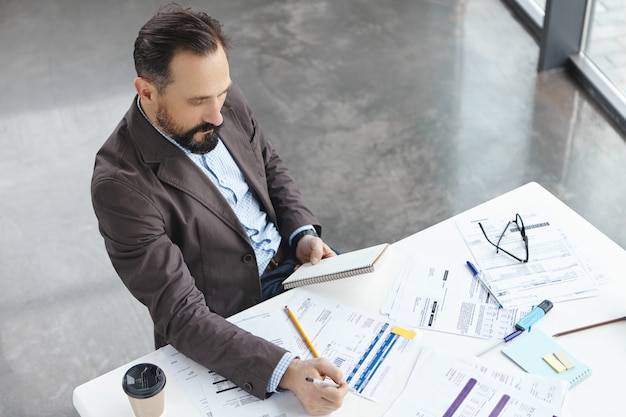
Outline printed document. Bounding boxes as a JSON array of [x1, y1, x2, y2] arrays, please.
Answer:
[[383, 347, 568, 417], [456, 209, 599, 309], [381, 260, 530, 339], [158, 289, 421, 417], [158, 313, 305, 417], [283, 290, 421, 401]]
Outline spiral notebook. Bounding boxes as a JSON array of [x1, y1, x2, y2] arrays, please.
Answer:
[[502, 328, 592, 388], [282, 243, 390, 289]]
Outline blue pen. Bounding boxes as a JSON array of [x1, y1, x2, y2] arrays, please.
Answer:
[[466, 261, 503, 309], [515, 300, 553, 331]]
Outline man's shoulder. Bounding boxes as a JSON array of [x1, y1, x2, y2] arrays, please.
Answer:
[[92, 103, 152, 188], [224, 82, 252, 115], [94, 97, 173, 174]]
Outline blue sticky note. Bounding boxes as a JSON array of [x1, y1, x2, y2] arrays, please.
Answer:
[[502, 329, 592, 388]]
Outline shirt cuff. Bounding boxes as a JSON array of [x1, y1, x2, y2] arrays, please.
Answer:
[[288, 225, 316, 247], [267, 352, 298, 393]]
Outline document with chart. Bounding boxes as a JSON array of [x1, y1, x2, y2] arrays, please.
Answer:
[[283, 289, 421, 401], [157, 290, 421, 417], [157, 318, 306, 417], [158, 309, 329, 417], [383, 347, 568, 417]]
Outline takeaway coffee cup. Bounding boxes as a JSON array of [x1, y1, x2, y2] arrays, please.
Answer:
[[122, 363, 166, 417]]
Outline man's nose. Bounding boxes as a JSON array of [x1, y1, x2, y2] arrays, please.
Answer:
[[202, 100, 223, 127]]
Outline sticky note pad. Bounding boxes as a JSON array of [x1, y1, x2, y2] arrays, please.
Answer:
[[502, 329, 592, 387], [391, 326, 417, 339], [554, 350, 576, 370]]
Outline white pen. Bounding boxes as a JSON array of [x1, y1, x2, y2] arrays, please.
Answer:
[[305, 377, 340, 388], [475, 329, 523, 357]]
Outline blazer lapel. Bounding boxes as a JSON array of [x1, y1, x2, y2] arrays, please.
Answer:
[[127, 98, 249, 242], [218, 105, 277, 225], [158, 154, 247, 234]]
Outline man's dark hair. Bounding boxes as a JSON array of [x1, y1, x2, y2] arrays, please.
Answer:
[[134, 3, 230, 91]]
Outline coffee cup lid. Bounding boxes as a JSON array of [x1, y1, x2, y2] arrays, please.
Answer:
[[122, 363, 166, 399]]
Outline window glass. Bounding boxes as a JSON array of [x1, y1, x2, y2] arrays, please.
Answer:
[[583, 0, 626, 96]]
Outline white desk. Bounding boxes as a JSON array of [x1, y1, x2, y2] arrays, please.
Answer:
[[73, 182, 626, 416]]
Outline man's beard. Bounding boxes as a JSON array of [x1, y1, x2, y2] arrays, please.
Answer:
[[156, 106, 222, 154]]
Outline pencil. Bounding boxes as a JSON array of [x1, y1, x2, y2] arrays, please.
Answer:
[[552, 316, 626, 337], [284, 306, 320, 358]]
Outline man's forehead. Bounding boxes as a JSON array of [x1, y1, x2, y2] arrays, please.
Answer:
[[168, 48, 230, 97]]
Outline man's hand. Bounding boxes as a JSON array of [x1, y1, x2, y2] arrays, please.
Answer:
[[278, 358, 349, 415], [295, 235, 336, 265]]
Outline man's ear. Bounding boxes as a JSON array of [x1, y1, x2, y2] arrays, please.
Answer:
[[134, 77, 158, 103]]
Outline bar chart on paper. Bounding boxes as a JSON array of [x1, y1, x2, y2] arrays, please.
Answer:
[[284, 290, 422, 402], [383, 348, 568, 417]]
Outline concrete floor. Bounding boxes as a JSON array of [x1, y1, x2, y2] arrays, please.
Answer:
[[1, 0, 625, 415]]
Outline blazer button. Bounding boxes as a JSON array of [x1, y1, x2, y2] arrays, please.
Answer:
[[242, 253, 254, 263], [243, 382, 253, 392]]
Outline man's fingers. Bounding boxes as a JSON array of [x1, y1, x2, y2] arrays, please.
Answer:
[[308, 238, 324, 264]]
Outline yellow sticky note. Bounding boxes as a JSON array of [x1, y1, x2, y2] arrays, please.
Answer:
[[391, 326, 417, 339], [543, 353, 567, 373], [554, 350, 576, 370]]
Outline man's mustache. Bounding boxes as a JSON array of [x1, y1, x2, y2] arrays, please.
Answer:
[[191, 121, 223, 135]]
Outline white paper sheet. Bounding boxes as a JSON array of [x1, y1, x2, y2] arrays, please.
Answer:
[[383, 347, 569, 417], [283, 290, 421, 402], [381, 259, 530, 339], [157, 290, 422, 417], [455, 209, 599, 309], [158, 314, 312, 417]]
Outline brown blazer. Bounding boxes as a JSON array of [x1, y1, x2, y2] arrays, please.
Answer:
[[91, 83, 320, 398]]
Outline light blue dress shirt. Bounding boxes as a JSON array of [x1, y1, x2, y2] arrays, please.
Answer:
[[185, 139, 282, 276]]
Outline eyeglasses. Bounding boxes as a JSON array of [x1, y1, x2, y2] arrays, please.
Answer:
[[478, 213, 529, 263]]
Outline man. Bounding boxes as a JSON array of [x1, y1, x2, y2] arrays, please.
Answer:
[[91, 4, 348, 415]]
